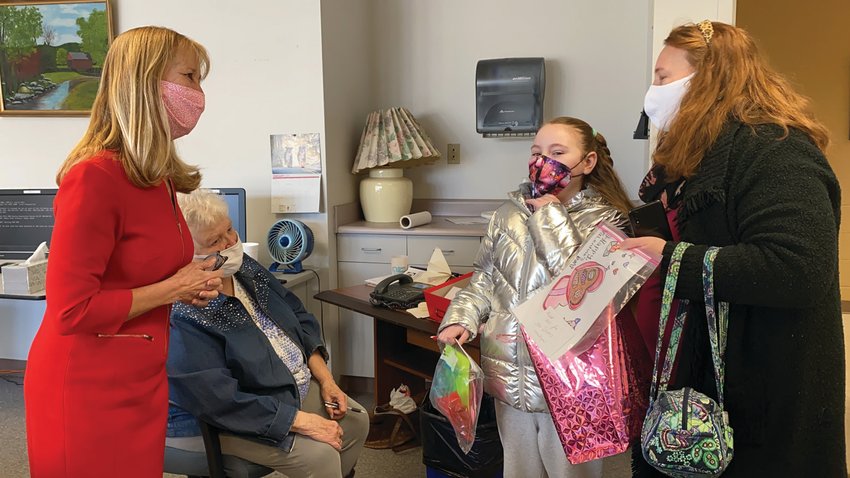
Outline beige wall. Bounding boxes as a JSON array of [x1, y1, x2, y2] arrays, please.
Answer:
[[737, 0, 850, 301], [738, 1, 850, 467], [370, 0, 652, 200]]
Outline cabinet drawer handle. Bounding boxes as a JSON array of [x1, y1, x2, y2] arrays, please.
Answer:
[[442, 249, 455, 254], [361, 247, 382, 253]]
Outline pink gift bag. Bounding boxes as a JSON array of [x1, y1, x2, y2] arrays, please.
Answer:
[[522, 312, 636, 464], [515, 222, 656, 463]]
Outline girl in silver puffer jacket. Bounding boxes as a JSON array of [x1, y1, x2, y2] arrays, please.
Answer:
[[438, 117, 633, 478]]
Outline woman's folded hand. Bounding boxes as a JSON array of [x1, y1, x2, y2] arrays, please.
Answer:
[[170, 257, 223, 306], [291, 411, 344, 450]]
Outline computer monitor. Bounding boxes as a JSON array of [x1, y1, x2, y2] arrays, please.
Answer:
[[209, 188, 247, 241], [0, 187, 248, 262], [0, 189, 58, 261]]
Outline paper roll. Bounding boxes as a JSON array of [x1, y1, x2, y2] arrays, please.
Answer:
[[243, 242, 260, 260], [399, 211, 432, 229]]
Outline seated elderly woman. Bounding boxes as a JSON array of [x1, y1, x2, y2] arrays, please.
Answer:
[[166, 189, 368, 478]]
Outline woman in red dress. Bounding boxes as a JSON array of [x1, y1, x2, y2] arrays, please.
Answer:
[[24, 26, 222, 477]]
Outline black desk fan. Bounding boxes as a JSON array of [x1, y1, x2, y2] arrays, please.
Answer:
[[267, 219, 314, 273]]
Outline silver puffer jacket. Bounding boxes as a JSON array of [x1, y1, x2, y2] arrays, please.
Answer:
[[439, 184, 628, 412]]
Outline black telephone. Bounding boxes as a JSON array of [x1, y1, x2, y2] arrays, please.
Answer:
[[369, 273, 430, 309]]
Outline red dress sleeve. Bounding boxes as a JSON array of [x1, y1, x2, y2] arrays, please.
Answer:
[[45, 158, 133, 335]]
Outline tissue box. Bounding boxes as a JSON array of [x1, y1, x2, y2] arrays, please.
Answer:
[[1, 260, 48, 294], [424, 272, 473, 323]]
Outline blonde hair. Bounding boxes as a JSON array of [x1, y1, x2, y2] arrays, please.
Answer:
[[655, 21, 829, 178], [177, 189, 229, 238], [57, 26, 211, 192], [546, 117, 634, 216]]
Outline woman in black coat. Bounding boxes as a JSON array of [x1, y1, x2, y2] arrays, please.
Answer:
[[624, 21, 844, 477]]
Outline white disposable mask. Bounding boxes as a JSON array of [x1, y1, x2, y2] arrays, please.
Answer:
[[643, 73, 695, 131], [194, 240, 244, 277]]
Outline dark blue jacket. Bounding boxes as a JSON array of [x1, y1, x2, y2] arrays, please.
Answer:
[[166, 255, 326, 452]]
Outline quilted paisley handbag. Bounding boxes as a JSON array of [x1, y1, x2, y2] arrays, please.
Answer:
[[641, 244, 734, 477]]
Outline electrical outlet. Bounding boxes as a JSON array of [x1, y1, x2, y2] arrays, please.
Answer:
[[447, 143, 460, 164]]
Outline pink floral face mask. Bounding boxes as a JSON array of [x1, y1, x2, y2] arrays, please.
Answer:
[[528, 154, 572, 198], [160, 80, 205, 139]]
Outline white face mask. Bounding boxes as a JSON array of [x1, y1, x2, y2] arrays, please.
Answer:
[[195, 240, 244, 277], [643, 73, 695, 131]]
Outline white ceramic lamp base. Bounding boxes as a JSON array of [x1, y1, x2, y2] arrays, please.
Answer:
[[359, 168, 413, 223]]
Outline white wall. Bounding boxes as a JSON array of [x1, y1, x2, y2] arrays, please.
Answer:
[[319, 0, 376, 376], [648, 0, 736, 153], [652, 0, 736, 55], [0, 0, 330, 357], [371, 0, 653, 200], [0, 0, 737, 363], [0, 0, 328, 262]]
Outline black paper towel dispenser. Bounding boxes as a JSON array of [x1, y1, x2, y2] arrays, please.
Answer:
[[476, 57, 545, 136]]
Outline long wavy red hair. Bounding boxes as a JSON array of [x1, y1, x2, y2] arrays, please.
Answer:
[[654, 21, 829, 178]]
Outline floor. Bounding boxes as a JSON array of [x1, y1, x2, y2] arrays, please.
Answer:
[[0, 370, 633, 477]]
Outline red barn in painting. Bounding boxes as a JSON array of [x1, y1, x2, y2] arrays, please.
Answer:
[[67, 52, 92, 72]]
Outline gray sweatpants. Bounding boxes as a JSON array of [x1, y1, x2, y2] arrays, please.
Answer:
[[495, 400, 603, 478], [166, 380, 369, 478]]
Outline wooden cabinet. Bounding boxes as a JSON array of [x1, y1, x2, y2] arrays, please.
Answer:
[[316, 285, 481, 406]]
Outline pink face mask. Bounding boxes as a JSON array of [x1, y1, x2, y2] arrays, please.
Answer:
[[528, 154, 572, 198], [160, 80, 205, 139]]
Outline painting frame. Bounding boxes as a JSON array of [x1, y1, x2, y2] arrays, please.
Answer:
[[0, 0, 113, 116]]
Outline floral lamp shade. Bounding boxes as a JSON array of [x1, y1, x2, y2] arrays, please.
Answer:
[[352, 107, 441, 223], [351, 107, 441, 174]]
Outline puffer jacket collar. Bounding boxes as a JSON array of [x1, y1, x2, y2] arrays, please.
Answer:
[[510, 182, 601, 215]]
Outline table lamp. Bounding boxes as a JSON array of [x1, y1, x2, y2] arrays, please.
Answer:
[[351, 107, 441, 223]]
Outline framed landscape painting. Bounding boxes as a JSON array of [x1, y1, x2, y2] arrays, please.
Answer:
[[0, 0, 113, 116]]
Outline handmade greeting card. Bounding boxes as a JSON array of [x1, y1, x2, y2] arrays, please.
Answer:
[[515, 222, 658, 361]]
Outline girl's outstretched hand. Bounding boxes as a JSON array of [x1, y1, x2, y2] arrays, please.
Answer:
[[437, 324, 471, 345]]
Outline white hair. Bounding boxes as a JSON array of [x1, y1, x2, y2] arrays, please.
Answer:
[[177, 189, 230, 234]]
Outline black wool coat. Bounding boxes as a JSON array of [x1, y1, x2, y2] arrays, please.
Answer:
[[633, 121, 845, 477]]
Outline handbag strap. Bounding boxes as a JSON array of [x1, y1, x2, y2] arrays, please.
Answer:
[[649, 242, 692, 400], [702, 246, 729, 409]]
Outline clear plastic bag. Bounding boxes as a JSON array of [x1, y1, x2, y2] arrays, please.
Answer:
[[429, 340, 484, 454]]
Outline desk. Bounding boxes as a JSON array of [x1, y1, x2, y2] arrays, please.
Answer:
[[0, 269, 318, 362], [315, 285, 479, 404]]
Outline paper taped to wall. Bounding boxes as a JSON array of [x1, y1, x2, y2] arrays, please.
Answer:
[[270, 133, 322, 213]]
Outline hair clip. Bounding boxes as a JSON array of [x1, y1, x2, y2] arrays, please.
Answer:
[[697, 20, 714, 45]]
